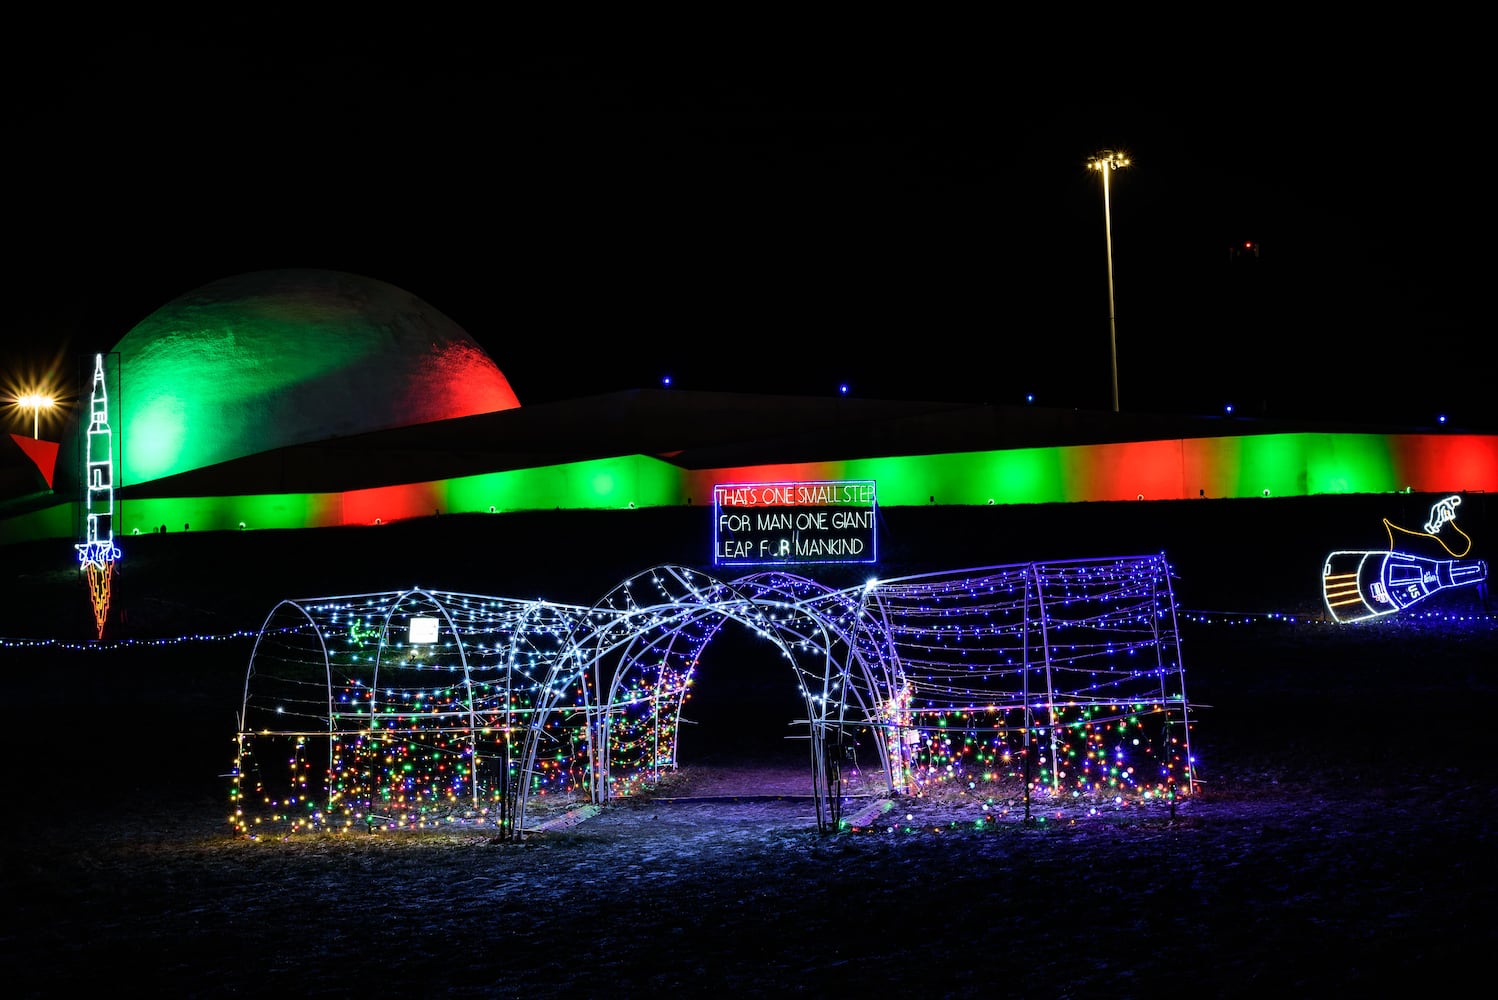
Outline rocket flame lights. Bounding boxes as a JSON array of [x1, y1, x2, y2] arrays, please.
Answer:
[[233, 556, 1198, 840], [74, 354, 121, 639]]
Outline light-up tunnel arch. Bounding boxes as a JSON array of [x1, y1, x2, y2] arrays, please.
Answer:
[[233, 556, 1195, 839], [518, 565, 878, 835]]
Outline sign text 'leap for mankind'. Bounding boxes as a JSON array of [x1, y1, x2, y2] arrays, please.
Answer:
[[712, 480, 877, 566]]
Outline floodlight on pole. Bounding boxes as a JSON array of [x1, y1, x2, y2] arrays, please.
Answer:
[[17, 392, 55, 439], [1087, 149, 1130, 412]]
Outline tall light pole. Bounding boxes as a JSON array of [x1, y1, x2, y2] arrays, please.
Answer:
[[17, 392, 55, 438], [1088, 149, 1130, 412]]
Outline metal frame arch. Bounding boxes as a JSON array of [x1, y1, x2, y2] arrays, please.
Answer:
[[638, 568, 847, 760], [613, 574, 842, 826], [591, 602, 744, 796], [835, 578, 911, 797], [1126, 557, 1195, 795], [519, 564, 733, 813], [492, 597, 597, 834], [853, 574, 963, 799], [513, 636, 591, 829], [848, 561, 1070, 813], [235, 598, 332, 835], [580, 567, 813, 790], [240, 598, 329, 736], [514, 582, 654, 835], [316, 589, 480, 830], [853, 556, 1195, 819], [233, 592, 326, 834], [364, 588, 492, 817], [610, 608, 718, 786], [727, 570, 906, 827], [358, 588, 584, 833], [1158, 560, 1195, 794], [713, 575, 846, 729], [365, 589, 471, 725], [516, 564, 843, 835], [1024, 560, 1063, 798], [590, 601, 778, 796], [1023, 555, 1194, 800]]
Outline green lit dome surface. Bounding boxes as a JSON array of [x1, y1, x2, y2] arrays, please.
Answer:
[[58, 269, 520, 493]]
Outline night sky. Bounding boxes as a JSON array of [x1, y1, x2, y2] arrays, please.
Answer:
[[5, 18, 1490, 436]]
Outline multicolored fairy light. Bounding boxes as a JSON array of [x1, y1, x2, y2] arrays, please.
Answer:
[[230, 555, 1200, 840], [74, 354, 120, 639]]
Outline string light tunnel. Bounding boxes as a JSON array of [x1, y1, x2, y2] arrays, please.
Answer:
[[231, 555, 1197, 840]]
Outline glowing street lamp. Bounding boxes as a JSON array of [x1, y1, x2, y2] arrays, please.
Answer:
[[1087, 149, 1130, 412], [16, 392, 55, 438]]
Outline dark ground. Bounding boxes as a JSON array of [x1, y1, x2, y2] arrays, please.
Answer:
[[2, 498, 1495, 996]]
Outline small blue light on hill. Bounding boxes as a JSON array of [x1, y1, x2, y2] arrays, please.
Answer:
[[1224, 403, 1234, 416], [839, 384, 850, 396], [661, 375, 672, 388], [1026, 393, 1035, 404], [1438, 413, 1447, 425]]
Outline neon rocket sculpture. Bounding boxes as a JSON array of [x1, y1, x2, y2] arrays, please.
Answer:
[[74, 353, 121, 638], [1322, 495, 1487, 624]]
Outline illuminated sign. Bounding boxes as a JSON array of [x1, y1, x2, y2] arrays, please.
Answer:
[[409, 617, 439, 644], [1321, 494, 1488, 623], [75, 353, 121, 639], [712, 480, 877, 566], [1322, 550, 1487, 623]]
